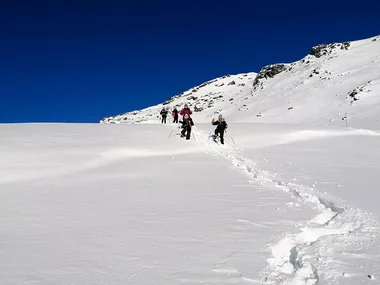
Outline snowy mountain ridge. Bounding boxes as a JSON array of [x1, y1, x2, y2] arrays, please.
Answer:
[[101, 35, 380, 128], [100, 71, 258, 124]]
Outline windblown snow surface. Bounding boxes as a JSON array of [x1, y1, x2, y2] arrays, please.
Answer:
[[1, 36, 380, 284]]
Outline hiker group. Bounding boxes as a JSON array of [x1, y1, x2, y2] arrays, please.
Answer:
[[160, 103, 228, 143]]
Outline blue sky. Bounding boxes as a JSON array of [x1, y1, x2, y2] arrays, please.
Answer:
[[0, 0, 379, 123]]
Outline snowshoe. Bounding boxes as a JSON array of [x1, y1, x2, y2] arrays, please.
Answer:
[[210, 135, 220, 144]]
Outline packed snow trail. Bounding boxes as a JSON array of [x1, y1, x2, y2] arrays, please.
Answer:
[[191, 126, 380, 284]]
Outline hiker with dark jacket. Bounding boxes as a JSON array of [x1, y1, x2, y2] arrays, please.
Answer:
[[172, 107, 179, 123], [179, 104, 192, 119], [160, 108, 168, 124], [179, 114, 194, 140], [212, 114, 228, 144]]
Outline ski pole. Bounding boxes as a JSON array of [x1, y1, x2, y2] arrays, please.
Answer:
[[226, 139, 237, 149], [230, 136, 236, 147], [167, 130, 173, 138]]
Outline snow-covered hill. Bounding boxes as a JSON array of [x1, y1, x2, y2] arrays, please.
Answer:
[[100, 71, 258, 124], [101, 35, 380, 128]]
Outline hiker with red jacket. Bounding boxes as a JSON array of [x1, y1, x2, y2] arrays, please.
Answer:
[[180, 104, 192, 119]]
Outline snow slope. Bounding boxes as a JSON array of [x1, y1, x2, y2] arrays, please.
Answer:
[[2, 35, 380, 285], [1, 123, 379, 284], [101, 35, 380, 128]]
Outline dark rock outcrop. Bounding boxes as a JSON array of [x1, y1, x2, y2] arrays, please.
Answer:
[[253, 64, 286, 87], [310, 42, 350, 58]]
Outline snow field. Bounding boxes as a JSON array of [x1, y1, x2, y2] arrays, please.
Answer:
[[1, 123, 379, 284]]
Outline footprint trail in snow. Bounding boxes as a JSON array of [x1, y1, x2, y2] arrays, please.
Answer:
[[193, 128, 380, 284]]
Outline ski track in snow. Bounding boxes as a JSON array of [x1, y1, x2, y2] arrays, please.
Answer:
[[191, 127, 380, 285]]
